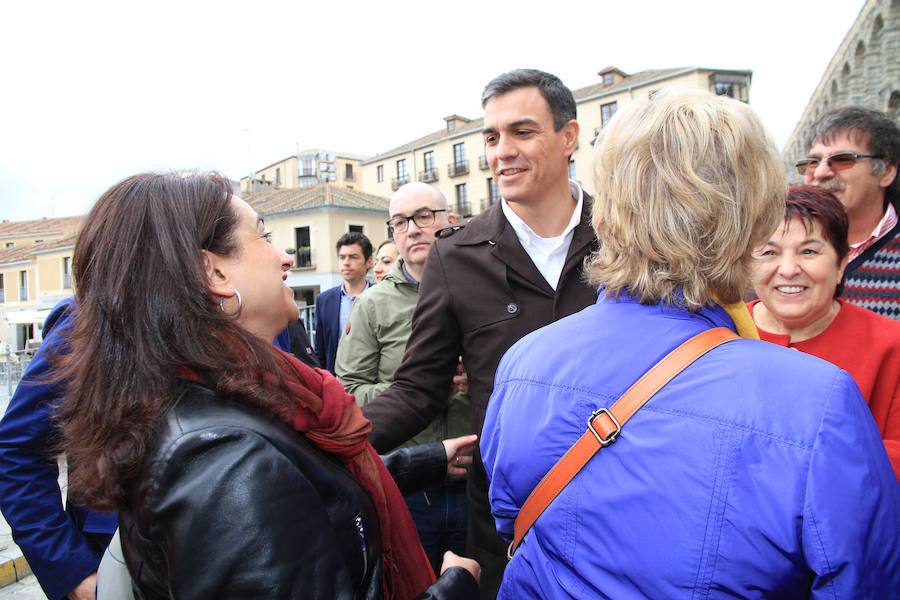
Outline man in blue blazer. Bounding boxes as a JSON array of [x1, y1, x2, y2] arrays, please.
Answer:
[[314, 231, 372, 373]]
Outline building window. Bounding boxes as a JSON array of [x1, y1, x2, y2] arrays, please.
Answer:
[[456, 183, 469, 216], [397, 159, 408, 181], [453, 143, 466, 166], [377, 165, 384, 182], [489, 178, 499, 203], [19, 270, 27, 301], [0, 274, 4, 303], [601, 102, 618, 126], [349, 225, 364, 234], [710, 73, 749, 102], [449, 143, 469, 177], [345, 163, 354, 181], [447, 120, 455, 132], [299, 155, 316, 177], [62, 256, 72, 289], [6, 242, 14, 248], [603, 72, 613, 86], [568, 159, 576, 181], [294, 226, 312, 268], [482, 177, 500, 212], [421, 151, 438, 182], [275, 168, 281, 186]]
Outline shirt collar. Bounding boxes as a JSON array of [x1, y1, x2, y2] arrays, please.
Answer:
[[500, 180, 583, 243], [851, 203, 898, 249], [340, 280, 369, 298]]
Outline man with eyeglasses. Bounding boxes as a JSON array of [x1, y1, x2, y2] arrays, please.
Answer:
[[360, 69, 599, 599], [798, 106, 900, 318], [335, 182, 471, 576]]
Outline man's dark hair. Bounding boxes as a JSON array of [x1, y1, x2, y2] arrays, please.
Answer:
[[481, 69, 576, 131], [336, 231, 373, 260], [805, 106, 900, 207]]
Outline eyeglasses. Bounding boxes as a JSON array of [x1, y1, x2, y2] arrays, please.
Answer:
[[795, 152, 884, 175], [386, 208, 447, 234]]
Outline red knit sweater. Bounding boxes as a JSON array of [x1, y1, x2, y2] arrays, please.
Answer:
[[749, 299, 900, 481]]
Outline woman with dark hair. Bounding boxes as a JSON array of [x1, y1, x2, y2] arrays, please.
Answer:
[[54, 171, 479, 599], [750, 184, 900, 479]]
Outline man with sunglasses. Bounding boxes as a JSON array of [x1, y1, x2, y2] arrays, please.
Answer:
[[360, 69, 599, 598], [335, 182, 471, 575], [798, 106, 900, 318]]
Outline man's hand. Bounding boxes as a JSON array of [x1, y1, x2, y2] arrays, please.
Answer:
[[68, 572, 97, 600], [443, 434, 478, 477], [440, 551, 481, 582], [450, 357, 468, 395]]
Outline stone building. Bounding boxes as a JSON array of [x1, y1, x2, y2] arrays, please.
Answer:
[[782, 0, 899, 173]]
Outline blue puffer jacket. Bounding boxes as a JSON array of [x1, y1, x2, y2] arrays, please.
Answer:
[[482, 293, 900, 599]]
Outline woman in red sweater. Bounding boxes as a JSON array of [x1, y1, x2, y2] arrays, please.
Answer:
[[750, 185, 900, 480]]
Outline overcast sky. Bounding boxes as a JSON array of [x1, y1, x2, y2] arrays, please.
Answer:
[[0, 0, 867, 222]]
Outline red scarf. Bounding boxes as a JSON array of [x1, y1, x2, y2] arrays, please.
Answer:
[[179, 350, 436, 598]]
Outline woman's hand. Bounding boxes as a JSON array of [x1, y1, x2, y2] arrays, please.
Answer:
[[440, 551, 481, 582], [443, 434, 478, 477]]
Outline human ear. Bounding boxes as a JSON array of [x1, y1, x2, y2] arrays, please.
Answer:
[[879, 160, 897, 189], [201, 249, 234, 298], [561, 119, 580, 155]]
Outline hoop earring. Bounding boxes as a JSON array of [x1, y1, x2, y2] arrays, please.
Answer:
[[219, 289, 242, 317]]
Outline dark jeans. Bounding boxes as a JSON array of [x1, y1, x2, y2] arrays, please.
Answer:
[[405, 482, 468, 575]]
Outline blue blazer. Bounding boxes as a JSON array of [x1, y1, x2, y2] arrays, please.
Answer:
[[314, 285, 343, 374], [0, 298, 117, 600]]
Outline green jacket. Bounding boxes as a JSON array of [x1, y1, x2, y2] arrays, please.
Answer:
[[336, 259, 471, 449]]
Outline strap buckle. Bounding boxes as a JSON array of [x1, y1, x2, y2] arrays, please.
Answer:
[[587, 408, 620, 447], [507, 541, 515, 560]]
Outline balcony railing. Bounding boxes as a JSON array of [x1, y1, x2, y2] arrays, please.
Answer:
[[480, 197, 499, 212], [294, 247, 313, 269], [418, 169, 439, 183], [478, 155, 489, 170], [452, 202, 471, 216], [448, 161, 469, 178], [391, 177, 409, 191]]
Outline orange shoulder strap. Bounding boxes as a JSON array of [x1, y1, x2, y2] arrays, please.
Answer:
[[507, 326, 739, 559]]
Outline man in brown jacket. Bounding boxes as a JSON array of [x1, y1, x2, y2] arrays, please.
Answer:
[[362, 69, 598, 599]]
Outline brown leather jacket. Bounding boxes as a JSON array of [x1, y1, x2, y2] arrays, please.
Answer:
[[362, 197, 598, 597]]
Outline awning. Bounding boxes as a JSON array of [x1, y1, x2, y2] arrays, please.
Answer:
[[5, 309, 51, 325]]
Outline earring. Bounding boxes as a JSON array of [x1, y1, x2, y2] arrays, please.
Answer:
[[219, 289, 242, 317]]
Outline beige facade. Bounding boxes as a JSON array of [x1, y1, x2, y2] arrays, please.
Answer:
[[240, 149, 368, 195], [243, 184, 390, 310], [782, 0, 899, 177], [0, 217, 81, 350], [359, 66, 752, 217]]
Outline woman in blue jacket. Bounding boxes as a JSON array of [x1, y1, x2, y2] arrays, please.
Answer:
[[481, 90, 900, 598]]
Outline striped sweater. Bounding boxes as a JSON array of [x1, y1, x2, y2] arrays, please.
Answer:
[[843, 219, 900, 320]]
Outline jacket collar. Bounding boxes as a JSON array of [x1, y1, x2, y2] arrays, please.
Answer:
[[598, 289, 750, 336]]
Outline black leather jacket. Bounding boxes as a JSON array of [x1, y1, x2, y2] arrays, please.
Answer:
[[120, 382, 478, 599]]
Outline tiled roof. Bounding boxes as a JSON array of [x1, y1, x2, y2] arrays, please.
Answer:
[[244, 184, 389, 215], [573, 67, 694, 99], [0, 234, 78, 266], [363, 118, 485, 165], [0, 216, 84, 240]]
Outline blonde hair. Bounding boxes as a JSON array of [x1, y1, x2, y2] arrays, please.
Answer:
[[589, 89, 785, 310]]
